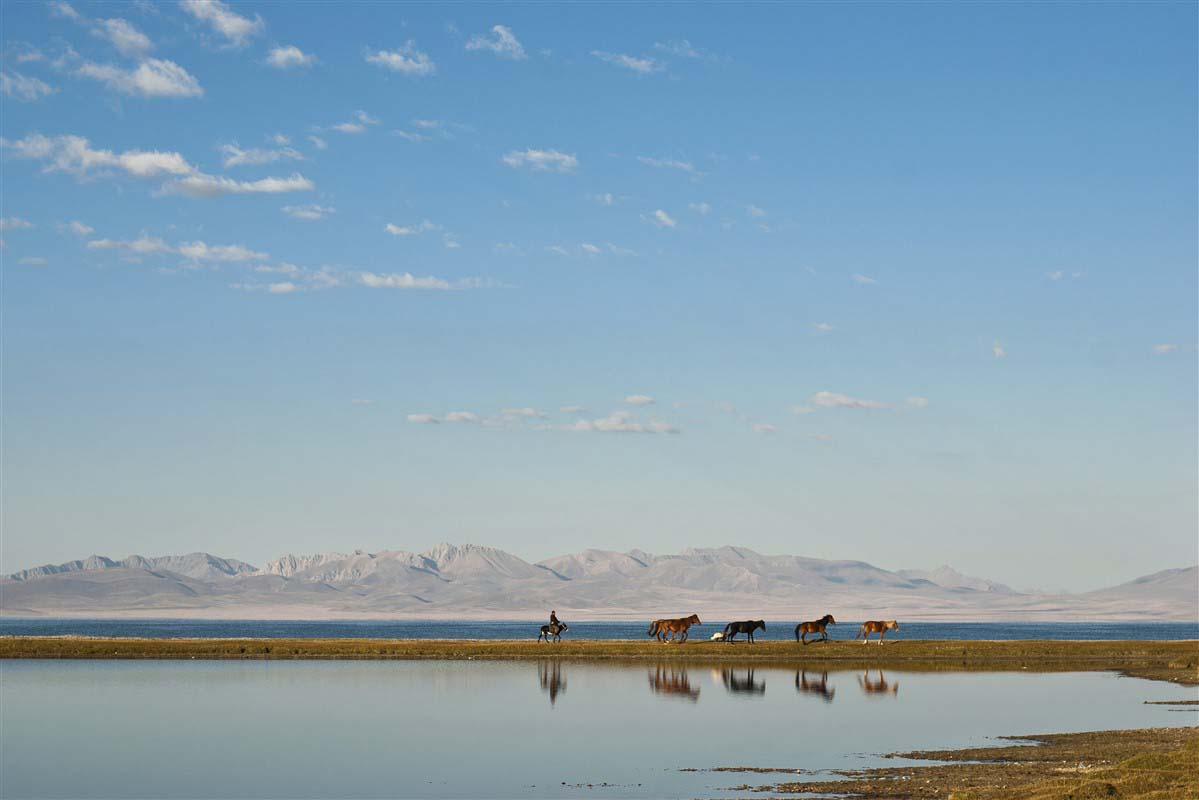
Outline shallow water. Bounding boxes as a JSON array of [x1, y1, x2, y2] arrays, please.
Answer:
[[3, 660, 1195, 799], [2, 617, 1196, 640]]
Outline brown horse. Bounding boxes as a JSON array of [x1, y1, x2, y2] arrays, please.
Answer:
[[855, 620, 898, 644], [795, 614, 836, 645], [647, 614, 702, 642]]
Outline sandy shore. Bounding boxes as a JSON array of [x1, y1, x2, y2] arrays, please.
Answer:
[[2, 636, 1196, 684]]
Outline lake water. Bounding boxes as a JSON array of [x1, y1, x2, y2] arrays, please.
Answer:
[[3, 660, 1195, 799], [2, 617, 1196, 640]]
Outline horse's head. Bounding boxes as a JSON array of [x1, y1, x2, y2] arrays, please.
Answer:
[[887, 620, 898, 630], [559, 623, 569, 632], [824, 614, 836, 625], [690, 614, 702, 625], [756, 620, 766, 630]]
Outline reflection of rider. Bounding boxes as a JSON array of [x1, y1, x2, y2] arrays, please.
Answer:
[[549, 610, 560, 627]]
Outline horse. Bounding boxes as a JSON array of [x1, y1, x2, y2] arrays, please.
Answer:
[[647, 614, 702, 642], [855, 620, 898, 644], [796, 670, 836, 703], [723, 619, 766, 644], [538, 622, 568, 642], [795, 614, 836, 645]]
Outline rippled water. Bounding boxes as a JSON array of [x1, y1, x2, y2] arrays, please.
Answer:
[[2, 617, 1196, 640], [3, 660, 1195, 799]]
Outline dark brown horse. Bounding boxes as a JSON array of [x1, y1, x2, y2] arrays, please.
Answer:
[[795, 614, 836, 645], [647, 614, 702, 642], [723, 619, 766, 644], [855, 620, 898, 644]]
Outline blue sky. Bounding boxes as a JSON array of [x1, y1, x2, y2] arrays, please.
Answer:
[[2, 1, 1195, 591]]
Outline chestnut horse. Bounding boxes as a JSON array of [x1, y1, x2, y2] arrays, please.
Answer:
[[795, 614, 836, 645], [855, 620, 898, 644], [647, 614, 702, 642]]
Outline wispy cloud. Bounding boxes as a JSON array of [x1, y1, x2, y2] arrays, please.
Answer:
[[688, 201, 711, 215], [465, 25, 526, 60], [219, 142, 303, 168], [502, 148, 578, 172], [179, 0, 264, 48], [1152, 344, 1178, 355], [591, 51, 661, 74], [76, 58, 203, 98], [0, 217, 34, 231], [906, 396, 930, 409], [993, 341, 1006, 359], [384, 219, 437, 236], [811, 322, 835, 334], [851, 273, 876, 285], [1, 71, 55, 102], [810, 391, 889, 410], [653, 39, 724, 62], [365, 41, 436, 76], [266, 44, 316, 69], [644, 209, 677, 228], [568, 410, 678, 434], [57, 220, 93, 236], [281, 204, 333, 221], [92, 17, 153, 55], [638, 156, 699, 176], [163, 173, 314, 197], [2, 133, 196, 178], [625, 394, 655, 406], [358, 272, 493, 290], [331, 110, 379, 134]]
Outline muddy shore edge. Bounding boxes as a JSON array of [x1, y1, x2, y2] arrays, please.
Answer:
[[2, 637, 1196, 685]]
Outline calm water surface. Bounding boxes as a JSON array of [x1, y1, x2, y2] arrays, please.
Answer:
[[2, 618, 1196, 640], [3, 660, 1195, 799]]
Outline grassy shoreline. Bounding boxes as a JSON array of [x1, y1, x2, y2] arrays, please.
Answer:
[[723, 726, 1199, 799], [2, 636, 1196, 684]]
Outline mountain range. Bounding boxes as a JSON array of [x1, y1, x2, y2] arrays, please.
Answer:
[[2, 544, 1195, 621]]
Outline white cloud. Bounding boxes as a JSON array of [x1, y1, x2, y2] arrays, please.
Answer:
[[282, 204, 333, 221], [653, 39, 723, 61], [465, 25, 526, 60], [993, 341, 1006, 359], [92, 18, 153, 55], [392, 130, 428, 143], [625, 394, 655, 406], [502, 148, 578, 172], [177, 241, 267, 262], [570, 412, 678, 434], [49, 1, 82, 21], [906, 396, 930, 409], [0, 217, 34, 231], [688, 201, 711, 215], [163, 172, 314, 197], [546, 245, 569, 256], [219, 142, 303, 168], [596, 192, 615, 206], [580, 243, 601, 255], [272, 134, 291, 146], [58, 220, 94, 235], [851, 273, 876, 285], [1047, 270, 1064, 281], [638, 156, 698, 175], [359, 272, 449, 290], [179, 0, 264, 47], [331, 109, 379, 134], [384, 219, 436, 236], [791, 405, 815, 416], [442, 234, 461, 249], [752, 423, 777, 434], [591, 51, 661, 74], [645, 209, 676, 228], [87, 234, 171, 254], [747, 204, 766, 218], [607, 243, 636, 256], [501, 407, 548, 419], [77, 58, 203, 98], [445, 411, 481, 423], [266, 45, 316, 69], [810, 391, 889, 410], [811, 322, 835, 333], [559, 405, 587, 414], [1, 71, 56, 101], [407, 413, 440, 424], [266, 281, 297, 294], [365, 41, 436, 76], [1153, 344, 1178, 355], [308, 135, 327, 150], [1, 134, 206, 183]]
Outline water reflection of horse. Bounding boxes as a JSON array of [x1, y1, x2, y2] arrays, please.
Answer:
[[648, 664, 700, 701], [538, 661, 567, 705], [720, 667, 766, 696], [647, 614, 702, 642], [858, 668, 899, 697], [795, 669, 836, 703]]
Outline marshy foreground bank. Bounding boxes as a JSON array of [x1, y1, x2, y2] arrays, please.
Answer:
[[713, 726, 1199, 799], [3, 637, 1196, 684]]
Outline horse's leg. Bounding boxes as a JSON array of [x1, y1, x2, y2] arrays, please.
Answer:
[[801, 632, 808, 645]]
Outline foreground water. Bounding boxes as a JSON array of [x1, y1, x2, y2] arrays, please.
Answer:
[[2, 617, 1196, 640], [3, 660, 1195, 799]]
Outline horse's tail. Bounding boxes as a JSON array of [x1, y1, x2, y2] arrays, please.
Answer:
[[854, 625, 864, 640], [723, 622, 734, 636], [647, 621, 659, 637]]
